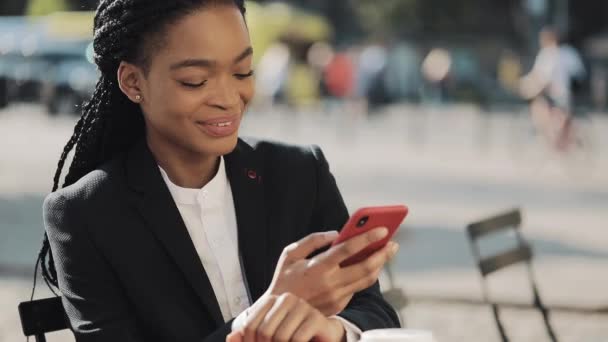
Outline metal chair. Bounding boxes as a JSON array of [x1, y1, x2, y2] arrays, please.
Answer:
[[381, 227, 408, 327], [466, 208, 558, 342], [382, 259, 408, 327], [18, 296, 70, 342]]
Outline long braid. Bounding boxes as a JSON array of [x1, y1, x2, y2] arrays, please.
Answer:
[[35, 0, 247, 291]]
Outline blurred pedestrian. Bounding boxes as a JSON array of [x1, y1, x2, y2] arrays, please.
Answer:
[[384, 42, 420, 104], [253, 42, 290, 107], [356, 43, 387, 101], [520, 26, 586, 150], [324, 51, 356, 99], [421, 48, 452, 104]]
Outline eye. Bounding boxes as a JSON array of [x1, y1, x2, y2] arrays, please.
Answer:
[[234, 70, 255, 80], [180, 80, 207, 88]]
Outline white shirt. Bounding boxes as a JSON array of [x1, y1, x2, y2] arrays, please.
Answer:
[[159, 157, 361, 340]]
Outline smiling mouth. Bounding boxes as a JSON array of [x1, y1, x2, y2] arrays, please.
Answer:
[[195, 116, 240, 137]]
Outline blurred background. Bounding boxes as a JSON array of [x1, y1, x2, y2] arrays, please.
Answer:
[[1, 0, 606, 341]]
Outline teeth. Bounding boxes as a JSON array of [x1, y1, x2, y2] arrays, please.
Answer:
[[210, 122, 232, 127]]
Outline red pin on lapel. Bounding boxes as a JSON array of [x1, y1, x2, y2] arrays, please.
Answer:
[[245, 168, 262, 183]]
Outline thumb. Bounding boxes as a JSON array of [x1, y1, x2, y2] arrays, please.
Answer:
[[283, 231, 339, 262], [226, 331, 243, 342]]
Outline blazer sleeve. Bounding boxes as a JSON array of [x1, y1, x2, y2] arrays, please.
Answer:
[[309, 146, 401, 331], [43, 192, 144, 341], [43, 192, 235, 342]]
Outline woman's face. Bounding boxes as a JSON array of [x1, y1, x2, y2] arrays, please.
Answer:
[[137, 5, 254, 158]]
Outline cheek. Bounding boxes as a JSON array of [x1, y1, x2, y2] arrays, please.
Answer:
[[151, 83, 199, 118], [240, 79, 256, 105], [162, 83, 201, 114], [144, 83, 198, 136]]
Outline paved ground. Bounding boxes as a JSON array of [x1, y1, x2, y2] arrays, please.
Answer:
[[1, 103, 607, 341]]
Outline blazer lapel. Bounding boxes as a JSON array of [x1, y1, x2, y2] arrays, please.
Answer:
[[225, 139, 269, 302], [125, 139, 224, 326]]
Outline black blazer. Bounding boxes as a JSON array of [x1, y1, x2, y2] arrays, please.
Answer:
[[43, 138, 400, 342]]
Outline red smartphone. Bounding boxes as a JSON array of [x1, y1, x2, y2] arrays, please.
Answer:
[[331, 205, 408, 267]]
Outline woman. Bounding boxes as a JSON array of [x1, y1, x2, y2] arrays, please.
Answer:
[[40, 1, 400, 341]]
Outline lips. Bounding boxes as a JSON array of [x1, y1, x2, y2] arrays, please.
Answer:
[[195, 115, 240, 138]]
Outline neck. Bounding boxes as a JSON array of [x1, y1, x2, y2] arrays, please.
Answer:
[[146, 134, 220, 189]]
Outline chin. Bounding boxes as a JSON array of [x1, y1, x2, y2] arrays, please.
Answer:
[[198, 134, 239, 156]]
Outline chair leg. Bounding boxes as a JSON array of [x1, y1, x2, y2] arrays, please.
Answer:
[[491, 303, 509, 342], [527, 263, 559, 342], [384, 261, 406, 327], [533, 290, 559, 342], [35, 334, 46, 342], [474, 242, 509, 342]]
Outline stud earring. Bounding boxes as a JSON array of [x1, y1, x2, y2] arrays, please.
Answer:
[[135, 95, 142, 101]]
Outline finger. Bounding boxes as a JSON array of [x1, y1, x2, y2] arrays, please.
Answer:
[[291, 311, 325, 342], [274, 298, 313, 341], [282, 231, 339, 262], [316, 227, 389, 267], [339, 248, 395, 296], [226, 331, 243, 342], [336, 241, 399, 287], [242, 296, 277, 342], [256, 293, 299, 342]]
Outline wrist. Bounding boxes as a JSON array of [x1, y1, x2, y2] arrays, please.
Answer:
[[327, 317, 347, 342]]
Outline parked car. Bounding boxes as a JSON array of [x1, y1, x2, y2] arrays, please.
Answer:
[[0, 15, 98, 114], [0, 16, 34, 109], [42, 54, 99, 115], [4, 38, 97, 115], [10, 55, 55, 103], [0, 54, 20, 108]]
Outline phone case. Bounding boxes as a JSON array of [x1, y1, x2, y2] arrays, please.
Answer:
[[332, 205, 408, 267]]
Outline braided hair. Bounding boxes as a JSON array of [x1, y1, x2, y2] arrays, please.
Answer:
[[37, 0, 247, 290]]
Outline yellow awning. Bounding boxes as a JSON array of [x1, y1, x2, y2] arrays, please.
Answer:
[[246, 1, 333, 64], [42, 11, 95, 40]]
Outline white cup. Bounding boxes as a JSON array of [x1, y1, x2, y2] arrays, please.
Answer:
[[359, 329, 436, 342]]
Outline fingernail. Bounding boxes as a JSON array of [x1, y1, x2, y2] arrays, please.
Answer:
[[373, 228, 389, 240], [327, 231, 339, 238], [391, 243, 400, 255]]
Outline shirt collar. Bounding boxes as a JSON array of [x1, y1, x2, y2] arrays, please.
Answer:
[[159, 157, 229, 207]]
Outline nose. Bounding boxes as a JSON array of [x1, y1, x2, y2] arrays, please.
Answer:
[[207, 77, 240, 111]]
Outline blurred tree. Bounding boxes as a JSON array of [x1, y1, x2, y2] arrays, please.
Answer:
[[65, 0, 97, 11], [253, 0, 362, 44], [569, 1, 608, 45], [0, 0, 28, 15], [27, 0, 68, 16], [353, 0, 519, 38], [352, 0, 419, 37]]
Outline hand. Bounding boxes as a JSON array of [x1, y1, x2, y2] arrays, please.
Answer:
[[226, 293, 345, 342], [267, 228, 400, 316]]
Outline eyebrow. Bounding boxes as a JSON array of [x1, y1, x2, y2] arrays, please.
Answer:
[[170, 46, 253, 70], [234, 46, 254, 64]]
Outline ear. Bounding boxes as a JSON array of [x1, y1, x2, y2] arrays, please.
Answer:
[[117, 61, 145, 103]]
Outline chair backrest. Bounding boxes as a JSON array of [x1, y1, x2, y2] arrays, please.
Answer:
[[466, 209, 558, 342], [467, 209, 533, 277], [18, 296, 70, 342]]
